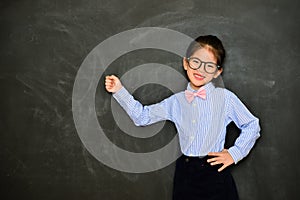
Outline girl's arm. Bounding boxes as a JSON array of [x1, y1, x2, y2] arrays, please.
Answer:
[[226, 92, 261, 164], [105, 75, 174, 126], [207, 91, 260, 172]]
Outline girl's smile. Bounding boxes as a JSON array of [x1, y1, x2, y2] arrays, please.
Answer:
[[193, 72, 205, 81]]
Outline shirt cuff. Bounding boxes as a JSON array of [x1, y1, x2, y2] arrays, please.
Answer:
[[112, 86, 129, 100], [228, 146, 243, 164]]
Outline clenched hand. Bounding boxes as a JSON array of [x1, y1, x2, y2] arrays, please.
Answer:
[[105, 75, 122, 93]]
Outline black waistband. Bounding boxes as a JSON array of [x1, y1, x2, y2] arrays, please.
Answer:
[[178, 154, 223, 169], [180, 154, 215, 160]]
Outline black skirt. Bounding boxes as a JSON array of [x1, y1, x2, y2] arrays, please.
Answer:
[[172, 155, 239, 200]]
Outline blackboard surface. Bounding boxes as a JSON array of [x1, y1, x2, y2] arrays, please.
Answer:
[[1, 0, 299, 199]]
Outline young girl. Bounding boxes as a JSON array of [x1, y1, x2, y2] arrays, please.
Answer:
[[105, 35, 260, 200]]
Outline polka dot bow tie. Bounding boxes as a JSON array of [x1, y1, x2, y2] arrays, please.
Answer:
[[184, 87, 206, 103]]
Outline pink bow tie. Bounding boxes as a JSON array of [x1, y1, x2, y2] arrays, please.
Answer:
[[185, 87, 206, 103]]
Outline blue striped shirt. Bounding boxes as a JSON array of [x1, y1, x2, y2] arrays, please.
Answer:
[[113, 82, 260, 163]]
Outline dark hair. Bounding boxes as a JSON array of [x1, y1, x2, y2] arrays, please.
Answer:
[[186, 35, 226, 67]]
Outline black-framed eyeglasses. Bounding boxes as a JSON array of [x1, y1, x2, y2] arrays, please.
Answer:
[[187, 57, 220, 74]]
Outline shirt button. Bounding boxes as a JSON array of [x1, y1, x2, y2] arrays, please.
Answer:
[[190, 136, 195, 141], [193, 103, 196, 107], [192, 120, 196, 123]]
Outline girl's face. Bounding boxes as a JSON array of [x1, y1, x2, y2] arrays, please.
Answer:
[[183, 47, 223, 90]]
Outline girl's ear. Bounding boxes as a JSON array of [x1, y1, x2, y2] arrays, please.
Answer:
[[183, 57, 188, 71], [213, 68, 223, 78]]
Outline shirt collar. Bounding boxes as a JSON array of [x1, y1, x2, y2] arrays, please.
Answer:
[[186, 82, 215, 95]]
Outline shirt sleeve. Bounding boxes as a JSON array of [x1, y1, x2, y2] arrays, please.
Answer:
[[227, 91, 261, 164], [112, 86, 175, 126]]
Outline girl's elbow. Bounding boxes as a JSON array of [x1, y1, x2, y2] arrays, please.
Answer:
[[133, 121, 145, 127], [255, 118, 261, 138], [132, 118, 149, 127]]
